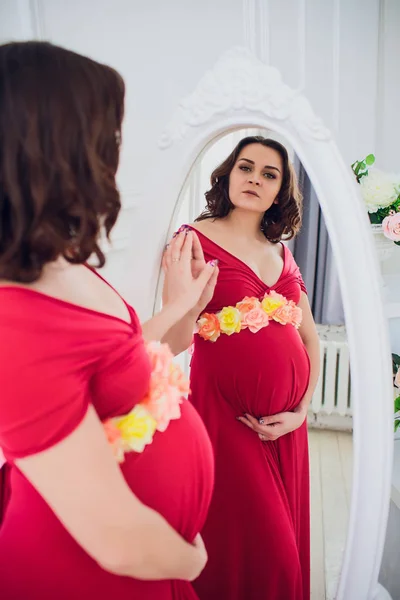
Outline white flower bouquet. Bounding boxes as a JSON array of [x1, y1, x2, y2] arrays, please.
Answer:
[[352, 154, 400, 244]]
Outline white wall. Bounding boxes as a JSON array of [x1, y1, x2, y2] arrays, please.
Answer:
[[1, 0, 399, 321]]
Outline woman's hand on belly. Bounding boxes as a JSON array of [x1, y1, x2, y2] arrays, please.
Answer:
[[237, 407, 306, 442]]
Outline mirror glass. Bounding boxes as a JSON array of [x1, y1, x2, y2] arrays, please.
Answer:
[[156, 127, 353, 600]]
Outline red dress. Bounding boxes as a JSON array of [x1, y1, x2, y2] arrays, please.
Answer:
[[0, 276, 214, 600], [189, 229, 311, 600]]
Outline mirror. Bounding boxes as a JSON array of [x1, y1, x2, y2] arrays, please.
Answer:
[[129, 48, 393, 600], [156, 126, 352, 600]]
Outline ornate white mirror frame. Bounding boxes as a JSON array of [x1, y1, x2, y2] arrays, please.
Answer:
[[127, 47, 394, 600]]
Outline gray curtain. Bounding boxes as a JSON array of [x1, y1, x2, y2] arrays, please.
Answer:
[[293, 158, 345, 325]]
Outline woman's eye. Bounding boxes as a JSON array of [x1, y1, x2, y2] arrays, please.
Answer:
[[264, 172, 276, 179], [239, 165, 251, 172]]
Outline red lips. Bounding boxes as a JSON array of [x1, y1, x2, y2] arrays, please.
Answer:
[[243, 190, 259, 197]]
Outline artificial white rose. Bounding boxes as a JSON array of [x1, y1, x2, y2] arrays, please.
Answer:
[[359, 169, 398, 213]]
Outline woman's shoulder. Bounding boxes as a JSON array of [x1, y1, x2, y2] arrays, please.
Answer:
[[187, 219, 219, 235]]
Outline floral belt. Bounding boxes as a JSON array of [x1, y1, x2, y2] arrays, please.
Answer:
[[103, 342, 189, 462], [195, 291, 302, 342]]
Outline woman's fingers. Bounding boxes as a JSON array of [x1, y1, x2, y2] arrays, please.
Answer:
[[164, 230, 186, 269], [207, 265, 219, 290], [244, 414, 269, 434], [237, 416, 277, 441], [236, 414, 280, 438], [180, 230, 194, 264], [191, 231, 205, 263], [193, 260, 218, 296], [171, 230, 186, 261]]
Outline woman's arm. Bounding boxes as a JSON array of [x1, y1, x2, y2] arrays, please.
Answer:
[[158, 229, 218, 355], [160, 309, 198, 356], [294, 291, 320, 417], [141, 230, 217, 349], [16, 405, 206, 581]]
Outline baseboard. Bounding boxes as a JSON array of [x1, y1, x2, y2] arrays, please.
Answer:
[[307, 412, 353, 433]]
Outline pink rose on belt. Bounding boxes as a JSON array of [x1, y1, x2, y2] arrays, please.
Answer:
[[272, 303, 294, 325], [383, 213, 400, 242], [241, 307, 270, 333], [236, 296, 261, 315]]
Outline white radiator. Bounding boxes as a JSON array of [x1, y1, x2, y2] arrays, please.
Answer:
[[308, 325, 353, 431]]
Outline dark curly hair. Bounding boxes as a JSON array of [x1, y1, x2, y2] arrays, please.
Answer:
[[196, 136, 302, 242], [0, 41, 125, 282]]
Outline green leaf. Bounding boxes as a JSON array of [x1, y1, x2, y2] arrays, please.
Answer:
[[369, 212, 382, 224], [395, 241, 400, 246], [393, 354, 400, 374], [395, 420, 400, 433], [395, 396, 400, 412], [392, 197, 400, 211], [365, 154, 375, 166]]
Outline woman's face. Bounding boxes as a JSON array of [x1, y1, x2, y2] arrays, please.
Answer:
[[228, 143, 283, 214]]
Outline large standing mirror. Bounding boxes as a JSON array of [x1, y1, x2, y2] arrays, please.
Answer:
[[127, 48, 393, 600], [157, 126, 352, 600]]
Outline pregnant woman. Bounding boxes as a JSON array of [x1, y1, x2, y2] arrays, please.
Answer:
[[0, 41, 219, 599], [168, 136, 320, 600]]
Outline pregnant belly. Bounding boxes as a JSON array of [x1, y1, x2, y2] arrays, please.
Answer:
[[191, 322, 310, 417], [0, 402, 213, 599], [122, 400, 214, 542]]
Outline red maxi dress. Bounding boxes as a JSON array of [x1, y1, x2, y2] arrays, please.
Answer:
[[0, 273, 214, 600], [189, 228, 311, 600]]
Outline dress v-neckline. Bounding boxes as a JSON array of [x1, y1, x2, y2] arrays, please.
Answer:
[[187, 225, 287, 289]]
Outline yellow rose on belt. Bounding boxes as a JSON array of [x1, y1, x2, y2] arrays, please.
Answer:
[[217, 306, 241, 335], [261, 291, 286, 316], [113, 404, 157, 454]]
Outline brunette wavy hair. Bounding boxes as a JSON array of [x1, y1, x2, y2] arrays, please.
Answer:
[[196, 136, 302, 242], [0, 41, 125, 282]]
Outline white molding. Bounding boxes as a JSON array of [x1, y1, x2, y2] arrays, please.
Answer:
[[259, 0, 270, 65], [29, 0, 45, 39], [296, 0, 306, 92], [242, 0, 270, 64], [144, 47, 394, 600], [332, 0, 341, 133], [375, 0, 386, 153], [158, 47, 330, 151], [242, 0, 255, 56]]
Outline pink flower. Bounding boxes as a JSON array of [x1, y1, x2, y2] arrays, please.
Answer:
[[146, 341, 174, 378], [143, 342, 189, 431], [383, 212, 400, 242], [236, 296, 261, 315], [169, 363, 190, 394], [145, 383, 182, 432], [272, 302, 294, 325], [241, 306, 270, 333], [290, 305, 303, 329], [286, 300, 303, 329]]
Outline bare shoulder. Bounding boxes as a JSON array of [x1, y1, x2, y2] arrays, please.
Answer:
[[189, 219, 216, 234]]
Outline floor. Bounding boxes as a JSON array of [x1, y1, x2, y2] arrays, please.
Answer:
[[309, 429, 353, 600]]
